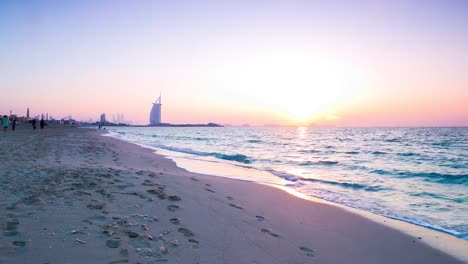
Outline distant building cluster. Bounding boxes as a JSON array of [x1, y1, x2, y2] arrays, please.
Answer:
[[112, 113, 125, 124], [93, 93, 221, 127], [98, 112, 130, 126], [95, 94, 162, 127], [2, 107, 76, 127]]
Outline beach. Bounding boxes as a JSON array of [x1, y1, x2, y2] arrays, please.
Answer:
[[0, 126, 466, 264]]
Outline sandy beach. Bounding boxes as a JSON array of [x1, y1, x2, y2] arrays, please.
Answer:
[[0, 126, 465, 264]]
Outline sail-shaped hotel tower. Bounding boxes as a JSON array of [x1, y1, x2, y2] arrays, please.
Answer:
[[149, 95, 162, 125]]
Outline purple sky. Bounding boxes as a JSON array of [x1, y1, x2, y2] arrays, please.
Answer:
[[1, 0, 467, 126]]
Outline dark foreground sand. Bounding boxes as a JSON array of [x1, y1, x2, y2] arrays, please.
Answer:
[[0, 126, 465, 263]]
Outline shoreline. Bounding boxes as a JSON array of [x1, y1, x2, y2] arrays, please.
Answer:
[[0, 126, 466, 263], [157, 150, 468, 259], [103, 128, 468, 251], [103, 128, 468, 262], [101, 125, 467, 244]]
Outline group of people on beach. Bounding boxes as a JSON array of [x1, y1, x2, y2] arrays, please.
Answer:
[[2, 115, 46, 134], [2, 115, 16, 133]]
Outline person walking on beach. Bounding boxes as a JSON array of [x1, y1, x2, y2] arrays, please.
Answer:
[[11, 118, 17, 131], [40, 118, 45, 129], [32, 118, 37, 130], [2, 115, 9, 134]]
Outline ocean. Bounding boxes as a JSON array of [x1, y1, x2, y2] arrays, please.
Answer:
[[104, 126, 468, 240]]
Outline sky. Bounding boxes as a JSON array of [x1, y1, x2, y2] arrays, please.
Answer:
[[1, 0, 467, 126]]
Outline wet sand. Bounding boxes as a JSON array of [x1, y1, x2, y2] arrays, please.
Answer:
[[0, 126, 465, 263]]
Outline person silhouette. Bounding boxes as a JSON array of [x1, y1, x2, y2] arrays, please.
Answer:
[[11, 118, 17, 131], [40, 118, 45, 129], [32, 118, 37, 130], [2, 115, 9, 134]]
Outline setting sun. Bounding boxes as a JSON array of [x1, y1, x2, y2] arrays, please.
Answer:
[[195, 48, 370, 125]]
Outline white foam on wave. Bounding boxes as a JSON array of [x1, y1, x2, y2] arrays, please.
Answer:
[[101, 128, 468, 262]]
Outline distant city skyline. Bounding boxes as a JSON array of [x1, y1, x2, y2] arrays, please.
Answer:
[[1, 1, 467, 126]]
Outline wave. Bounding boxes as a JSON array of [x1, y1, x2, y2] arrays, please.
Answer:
[[157, 145, 252, 164], [298, 149, 321, 154], [432, 141, 452, 147], [318, 160, 339, 165], [401, 172, 468, 185], [211, 153, 251, 164], [344, 151, 360, 155], [384, 138, 402, 143], [410, 192, 466, 203], [381, 214, 468, 240], [397, 152, 418, 156], [442, 163, 468, 169], [371, 151, 387, 155], [267, 170, 383, 191], [267, 170, 300, 182], [174, 136, 210, 141], [409, 191, 447, 199], [246, 139, 263, 143], [298, 160, 339, 166], [370, 169, 468, 185], [301, 178, 384, 192]]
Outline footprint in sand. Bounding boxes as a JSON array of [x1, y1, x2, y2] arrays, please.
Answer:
[[147, 189, 167, 200], [126, 231, 139, 238], [106, 239, 121, 248], [169, 218, 180, 225], [4, 230, 19, 237], [261, 228, 280, 238], [204, 188, 215, 193], [12, 241, 26, 247], [4, 219, 20, 237], [226, 196, 234, 201], [177, 227, 194, 237], [167, 205, 180, 212], [228, 203, 243, 210], [188, 238, 199, 249], [168, 195, 181, 201], [299, 246, 316, 257], [142, 180, 155, 186], [256, 216, 265, 222], [190, 177, 200, 182], [119, 249, 129, 257], [6, 219, 19, 230], [122, 192, 146, 199], [107, 260, 128, 264], [87, 203, 104, 210]]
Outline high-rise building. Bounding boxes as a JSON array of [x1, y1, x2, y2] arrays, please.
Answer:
[[100, 113, 106, 124], [149, 94, 162, 125], [26, 108, 29, 119]]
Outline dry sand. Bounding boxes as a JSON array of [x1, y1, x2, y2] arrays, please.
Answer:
[[0, 126, 465, 263]]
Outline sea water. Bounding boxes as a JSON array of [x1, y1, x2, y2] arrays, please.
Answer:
[[104, 126, 467, 239]]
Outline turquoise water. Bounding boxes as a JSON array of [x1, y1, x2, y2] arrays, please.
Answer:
[[105, 126, 468, 239]]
